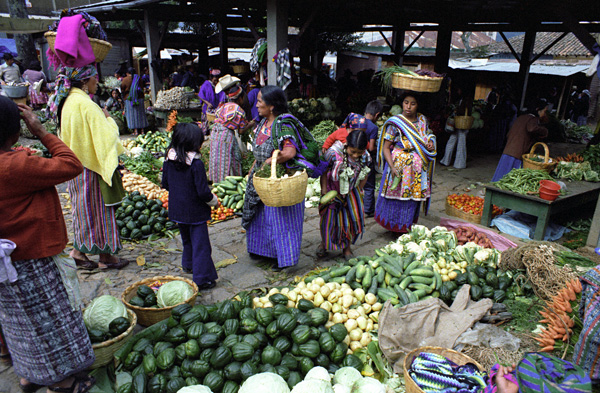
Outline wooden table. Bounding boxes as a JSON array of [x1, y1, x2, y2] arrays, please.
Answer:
[[481, 181, 600, 240]]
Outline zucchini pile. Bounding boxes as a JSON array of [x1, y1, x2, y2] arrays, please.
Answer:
[[211, 176, 247, 212], [114, 294, 360, 393], [116, 192, 176, 240], [123, 130, 171, 153]]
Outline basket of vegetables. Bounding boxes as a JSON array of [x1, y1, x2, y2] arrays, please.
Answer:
[[122, 275, 198, 326], [83, 295, 137, 369], [453, 108, 474, 130], [391, 70, 443, 93], [403, 346, 484, 393], [445, 194, 503, 224], [522, 142, 557, 173], [253, 149, 308, 207]]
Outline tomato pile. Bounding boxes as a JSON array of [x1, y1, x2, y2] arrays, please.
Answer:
[[210, 201, 235, 222], [159, 191, 169, 209], [446, 193, 503, 217]]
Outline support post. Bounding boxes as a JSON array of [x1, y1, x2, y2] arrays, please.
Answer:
[[434, 25, 452, 74], [266, 0, 288, 86], [518, 29, 536, 111], [144, 9, 161, 103], [391, 26, 406, 66], [218, 19, 228, 69]]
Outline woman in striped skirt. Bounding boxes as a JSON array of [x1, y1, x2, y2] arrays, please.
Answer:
[[49, 64, 129, 270], [318, 130, 371, 260], [122, 68, 148, 135]]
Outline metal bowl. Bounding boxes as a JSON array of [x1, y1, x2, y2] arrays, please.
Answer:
[[2, 85, 29, 98]]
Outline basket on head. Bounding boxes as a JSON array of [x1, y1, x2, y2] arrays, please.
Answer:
[[391, 73, 443, 93], [121, 275, 199, 326], [45, 31, 112, 63], [403, 346, 484, 393], [253, 149, 308, 207], [232, 64, 249, 74], [88, 308, 137, 369], [454, 108, 474, 130], [522, 142, 557, 173]]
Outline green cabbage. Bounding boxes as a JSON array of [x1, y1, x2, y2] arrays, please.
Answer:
[[291, 379, 333, 393], [350, 377, 385, 393], [240, 372, 290, 393], [304, 366, 331, 383], [333, 367, 362, 389], [83, 295, 128, 333], [156, 280, 194, 308]]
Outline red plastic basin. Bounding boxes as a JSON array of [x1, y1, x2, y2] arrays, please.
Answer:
[[539, 189, 559, 201], [540, 180, 561, 192]]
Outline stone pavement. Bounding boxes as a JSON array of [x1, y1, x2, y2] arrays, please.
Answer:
[[0, 141, 587, 392]]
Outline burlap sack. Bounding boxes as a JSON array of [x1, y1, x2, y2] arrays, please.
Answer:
[[378, 285, 492, 374]]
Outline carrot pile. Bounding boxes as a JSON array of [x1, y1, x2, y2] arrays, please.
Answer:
[[535, 278, 583, 354], [167, 110, 178, 132], [555, 153, 583, 163]]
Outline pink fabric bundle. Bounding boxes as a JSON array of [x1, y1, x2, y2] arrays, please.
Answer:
[[54, 15, 95, 67]]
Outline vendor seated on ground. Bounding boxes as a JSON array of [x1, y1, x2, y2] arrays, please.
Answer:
[[322, 112, 367, 152]]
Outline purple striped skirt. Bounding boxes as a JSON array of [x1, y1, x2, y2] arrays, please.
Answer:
[[246, 202, 304, 268], [375, 196, 420, 233]]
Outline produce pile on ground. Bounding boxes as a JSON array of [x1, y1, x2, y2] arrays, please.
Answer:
[[113, 293, 362, 393], [553, 161, 600, 182], [123, 130, 171, 154], [128, 280, 195, 309], [560, 120, 594, 144], [446, 194, 503, 217], [210, 201, 236, 223], [116, 191, 176, 240], [122, 171, 167, 200], [84, 295, 133, 344], [310, 120, 337, 144], [451, 226, 495, 248], [121, 151, 164, 185], [492, 168, 553, 195], [582, 144, 600, 172], [211, 176, 247, 213]]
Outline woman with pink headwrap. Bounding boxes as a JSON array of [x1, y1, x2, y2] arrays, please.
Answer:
[[198, 68, 226, 115]]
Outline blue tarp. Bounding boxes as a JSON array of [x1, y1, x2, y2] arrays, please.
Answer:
[[491, 210, 569, 241]]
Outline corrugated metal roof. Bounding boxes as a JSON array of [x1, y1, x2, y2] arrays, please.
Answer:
[[486, 32, 599, 57], [449, 60, 590, 76]]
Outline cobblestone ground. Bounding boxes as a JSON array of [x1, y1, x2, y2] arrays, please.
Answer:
[[1, 141, 592, 392]]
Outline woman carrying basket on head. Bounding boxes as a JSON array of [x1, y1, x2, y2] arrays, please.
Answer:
[[375, 92, 436, 233], [317, 130, 371, 260], [242, 86, 324, 271]]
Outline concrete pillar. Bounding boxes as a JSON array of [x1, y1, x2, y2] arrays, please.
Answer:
[[266, 0, 288, 86], [144, 9, 161, 103], [434, 26, 452, 73], [518, 30, 536, 111]]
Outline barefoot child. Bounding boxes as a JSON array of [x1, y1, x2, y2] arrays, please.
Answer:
[[317, 130, 371, 260], [162, 123, 218, 289]]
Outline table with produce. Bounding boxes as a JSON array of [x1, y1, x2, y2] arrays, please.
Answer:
[[80, 220, 597, 393]]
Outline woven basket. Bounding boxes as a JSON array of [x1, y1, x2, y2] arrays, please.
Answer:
[[454, 108, 474, 130], [391, 73, 443, 93], [404, 346, 484, 393], [522, 142, 557, 173], [45, 31, 112, 63], [88, 308, 137, 369], [232, 64, 249, 74], [122, 276, 199, 326], [445, 200, 482, 224], [206, 112, 216, 122], [253, 149, 308, 207]]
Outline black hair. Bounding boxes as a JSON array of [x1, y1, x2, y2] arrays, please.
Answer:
[[28, 60, 41, 71], [0, 96, 21, 146], [3, 53, 13, 61], [400, 91, 421, 107], [127, 67, 136, 75], [260, 85, 288, 115], [365, 100, 383, 116], [167, 122, 205, 170], [56, 79, 86, 127], [346, 129, 368, 150], [534, 98, 548, 114]]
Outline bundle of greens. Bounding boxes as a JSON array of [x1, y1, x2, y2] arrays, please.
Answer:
[[120, 151, 163, 184], [582, 144, 600, 173], [492, 168, 553, 194], [254, 162, 286, 178], [311, 120, 337, 144], [554, 161, 600, 182], [373, 65, 418, 96]]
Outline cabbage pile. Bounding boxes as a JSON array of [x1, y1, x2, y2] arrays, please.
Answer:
[[83, 295, 128, 333], [157, 280, 195, 308]]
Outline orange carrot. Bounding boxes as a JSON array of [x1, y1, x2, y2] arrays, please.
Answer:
[[563, 334, 569, 342], [541, 345, 555, 352]]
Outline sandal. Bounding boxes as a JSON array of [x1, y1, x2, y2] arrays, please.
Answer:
[[99, 259, 130, 270], [316, 246, 328, 259], [49, 375, 95, 393], [72, 258, 98, 270]]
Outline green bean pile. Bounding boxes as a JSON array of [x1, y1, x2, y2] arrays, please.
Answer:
[[492, 168, 553, 194]]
